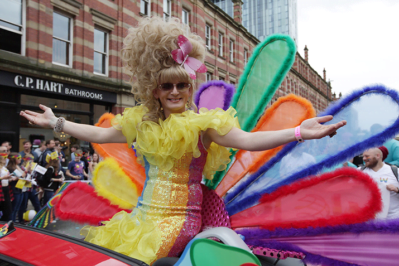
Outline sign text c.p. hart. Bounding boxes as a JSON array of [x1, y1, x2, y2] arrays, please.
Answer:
[[8, 73, 114, 103]]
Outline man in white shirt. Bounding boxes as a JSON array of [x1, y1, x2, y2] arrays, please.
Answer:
[[362, 147, 399, 219]]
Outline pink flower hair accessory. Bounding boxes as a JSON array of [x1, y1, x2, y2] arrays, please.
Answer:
[[171, 35, 207, 80]]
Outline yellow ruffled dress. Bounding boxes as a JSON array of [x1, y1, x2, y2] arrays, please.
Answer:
[[81, 105, 240, 265]]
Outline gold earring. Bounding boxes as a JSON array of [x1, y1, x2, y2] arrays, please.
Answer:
[[186, 100, 192, 109]]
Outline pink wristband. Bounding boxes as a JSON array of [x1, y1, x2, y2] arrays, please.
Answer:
[[295, 126, 304, 143]]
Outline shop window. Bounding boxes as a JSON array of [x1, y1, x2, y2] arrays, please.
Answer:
[[140, 0, 150, 16], [163, 0, 171, 21], [0, 0, 25, 55], [53, 12, 72, 67], [182, 9, 189, 25], [94, 28, 108, 75], [205, 24, 211, 49]]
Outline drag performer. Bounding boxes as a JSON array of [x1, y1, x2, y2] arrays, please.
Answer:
[[20, 16, 345, 264]]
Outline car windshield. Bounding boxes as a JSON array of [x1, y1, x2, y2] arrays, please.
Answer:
[[38, 219, 87, 239]]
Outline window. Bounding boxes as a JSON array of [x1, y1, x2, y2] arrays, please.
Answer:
[[141, 0, 150, 16], [205, 24, 211, 49], [163, 0, 171, 21], [229, 39, 234, 62], [206, 72, 212, 82], [94, 28, 108, 75], [53, 12, 72, 66], [219, 76, 225, 81], [0, 0, 25, 54], [244, 49, 248, 65], [218, 32, 223, 57], [182, 9, 189, 25]]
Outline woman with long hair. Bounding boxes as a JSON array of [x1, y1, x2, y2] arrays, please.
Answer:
[[42, 154, 63, 205], [0, 149, 13, 221], [88, 152, 100, 180], [20, 16, 345, 264], [7, 153, 26, 222]]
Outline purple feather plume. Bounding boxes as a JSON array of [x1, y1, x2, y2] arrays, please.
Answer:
[[236, 218, 399, 239], [195, 80, 235, 111]]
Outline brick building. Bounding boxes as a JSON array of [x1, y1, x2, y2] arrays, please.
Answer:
[[0, 0, 333, 151], [276, 46, 333, 113]]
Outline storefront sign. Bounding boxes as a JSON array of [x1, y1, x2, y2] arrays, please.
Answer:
[[0, 70, 117, 104]]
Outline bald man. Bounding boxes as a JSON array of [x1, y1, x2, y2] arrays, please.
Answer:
[[362, 147, 399, 219]]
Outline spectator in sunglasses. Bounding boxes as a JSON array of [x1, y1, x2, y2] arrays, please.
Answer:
[[1, 141, 11, 154]]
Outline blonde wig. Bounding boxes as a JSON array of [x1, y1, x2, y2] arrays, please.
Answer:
[[121, 16, 206, 122]]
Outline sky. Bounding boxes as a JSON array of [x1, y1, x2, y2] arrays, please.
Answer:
[[297, 0, 399, 96]]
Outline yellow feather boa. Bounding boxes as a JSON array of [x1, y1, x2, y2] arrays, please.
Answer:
[[112, 105, 240, 180]]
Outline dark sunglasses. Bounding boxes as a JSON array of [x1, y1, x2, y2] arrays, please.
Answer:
[[158, 83, 191, 92]]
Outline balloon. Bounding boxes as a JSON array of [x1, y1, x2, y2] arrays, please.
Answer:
[[23, 210, 37, 221]]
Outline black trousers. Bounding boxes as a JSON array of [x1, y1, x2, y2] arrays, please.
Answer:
[[0, 187, 12, 221]]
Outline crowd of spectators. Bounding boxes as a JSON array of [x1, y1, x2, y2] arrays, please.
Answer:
[[0, 140, 100, 224]]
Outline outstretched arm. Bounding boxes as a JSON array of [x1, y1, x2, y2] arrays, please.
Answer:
[[204, 115, 347, 151], [20, 104, 126, 144]]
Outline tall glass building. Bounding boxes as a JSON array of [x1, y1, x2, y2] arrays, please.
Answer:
[[212, 0, 298, 43]]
